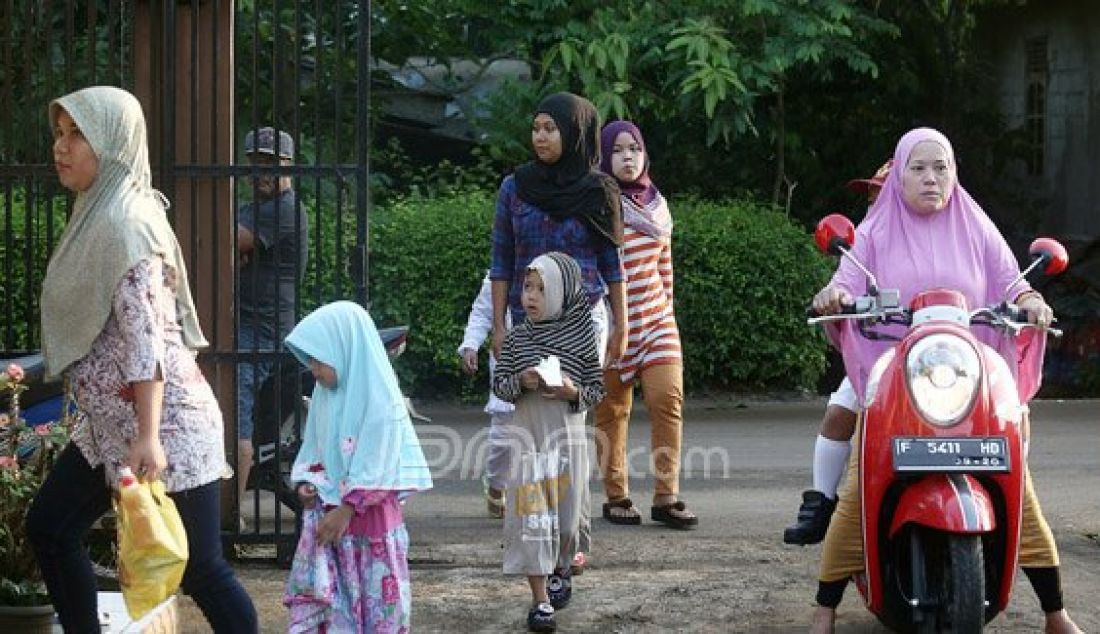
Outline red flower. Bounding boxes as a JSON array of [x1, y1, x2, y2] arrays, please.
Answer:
[[0, 456, 17, 469], [6, 363, 24, 383], [381, 575, 400, 604], [307, 463, 325, 473], [34, 424, 51, 436], [370, 540, 387, 558]]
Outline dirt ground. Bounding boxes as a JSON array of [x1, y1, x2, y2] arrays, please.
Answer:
[[178, 400, 1100, 632]]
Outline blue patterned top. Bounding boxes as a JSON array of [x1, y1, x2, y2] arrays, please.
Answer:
[[490, 175, 624, 322]]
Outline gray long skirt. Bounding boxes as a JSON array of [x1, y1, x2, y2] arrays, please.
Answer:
[[500, 395, 591, 576]]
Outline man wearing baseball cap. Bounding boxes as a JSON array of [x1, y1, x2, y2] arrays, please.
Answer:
[[846, 159, 892, 206], [784, 159, 891, 546], [237, 126, 308, 521]]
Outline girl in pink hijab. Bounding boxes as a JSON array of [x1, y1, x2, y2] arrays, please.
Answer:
[[808, 128, 1081, 634]]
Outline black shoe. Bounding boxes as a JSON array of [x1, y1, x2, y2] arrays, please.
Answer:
[[527, 603, 556, 632], [547, 569, 572, 610], [783, 490, 837, 545]]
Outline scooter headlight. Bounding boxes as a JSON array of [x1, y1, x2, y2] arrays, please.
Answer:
[[905, 334, 980, 426]]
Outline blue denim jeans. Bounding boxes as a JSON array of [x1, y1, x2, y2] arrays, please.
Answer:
[[237, 323, 277, 440], [26, 444, 258, 633]]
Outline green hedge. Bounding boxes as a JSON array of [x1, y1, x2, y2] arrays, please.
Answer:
[[367, 190, 497, 402], [0, 190, 67, 350], [671, 198, 833, 391], [1, 186, 834, 398], [366, 190, 833, 399]]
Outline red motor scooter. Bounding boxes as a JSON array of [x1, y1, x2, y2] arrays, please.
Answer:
[[809, 214, 1067, 632]]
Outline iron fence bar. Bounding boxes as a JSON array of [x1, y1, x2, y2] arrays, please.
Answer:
[[292, 0, 304, 331], [1, 1, 10, 345], [108, 0, 118, 85], [264, 0, 283, 536], [356, 0, 370, 306], [39, 0, 54, 347], [211, 0, 223, 351], [2, 0, 11, 345], [29, 1, 41, 166], [86, 1, 96, 83], [333, 1, 344, 301], [64, 0, 73, 90], [312, 0, 323, 308]]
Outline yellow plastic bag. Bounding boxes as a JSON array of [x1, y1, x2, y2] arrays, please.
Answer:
[[114, 470, 189, 620]]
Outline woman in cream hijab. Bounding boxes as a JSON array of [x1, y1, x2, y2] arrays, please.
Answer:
[[26, 86, 257, 632]]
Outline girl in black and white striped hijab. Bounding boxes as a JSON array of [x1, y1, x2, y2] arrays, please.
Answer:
[[493, 251, 604, 410], [491, 251, 603, 629]]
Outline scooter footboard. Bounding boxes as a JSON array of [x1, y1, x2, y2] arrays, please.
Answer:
[[888, 474, 995, 537]]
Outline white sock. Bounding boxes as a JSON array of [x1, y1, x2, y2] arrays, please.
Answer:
[[812, 435, 851, 499]]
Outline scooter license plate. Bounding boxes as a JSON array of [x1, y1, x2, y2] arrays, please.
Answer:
[[892, 437, 1010, 473]]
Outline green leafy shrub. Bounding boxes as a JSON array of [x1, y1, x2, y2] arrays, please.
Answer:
[[0, 189, 68, 351], [366, 189, 497, 402], [364, 190, 833, 399], [672, 198, 833, 391]]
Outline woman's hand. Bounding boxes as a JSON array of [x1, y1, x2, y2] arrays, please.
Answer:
[[520, 368, 542, 391], [605, 325, 627, 368], [316, 504, 355, 545], [297, 483, 318, 509], [812, 285, 852, 316], [542, 374, 578, 402], [460, 348, 479, 375], [126, 435, 167, 482], [1017, 293, 1054, 328]]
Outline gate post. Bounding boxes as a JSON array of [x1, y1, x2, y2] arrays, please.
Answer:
[[134, 1, 237, 525]]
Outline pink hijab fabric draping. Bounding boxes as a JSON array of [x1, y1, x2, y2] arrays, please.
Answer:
[[826, 127, 1045, 404]]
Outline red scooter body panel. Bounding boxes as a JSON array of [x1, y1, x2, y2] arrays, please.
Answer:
[[887, 474, 995, 535], [859, 315, 1025, 616]]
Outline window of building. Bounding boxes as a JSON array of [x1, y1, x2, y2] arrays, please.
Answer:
[[1024, 36, 1048, 177]]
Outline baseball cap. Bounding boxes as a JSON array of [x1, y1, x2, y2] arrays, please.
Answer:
[[244, 126, 294, 160], [846, 159, 892, 194]]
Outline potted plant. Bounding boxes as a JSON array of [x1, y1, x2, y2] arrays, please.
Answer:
[[0, 362, 70, 632]]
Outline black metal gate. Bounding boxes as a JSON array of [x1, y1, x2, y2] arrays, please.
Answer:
[[0, 0, 372, 562]]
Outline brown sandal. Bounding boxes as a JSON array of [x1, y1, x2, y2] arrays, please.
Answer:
[[486, 491, 505, 519], [651, 500, 699, 530], [602, 497, 641, 525]]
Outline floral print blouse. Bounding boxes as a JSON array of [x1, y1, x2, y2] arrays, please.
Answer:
[[70, 256, 229, 492]]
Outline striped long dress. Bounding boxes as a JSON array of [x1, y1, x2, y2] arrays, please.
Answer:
[[617, 196, 682, 383]]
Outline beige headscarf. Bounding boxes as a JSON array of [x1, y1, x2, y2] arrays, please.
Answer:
[[40, 86, 207, 379]]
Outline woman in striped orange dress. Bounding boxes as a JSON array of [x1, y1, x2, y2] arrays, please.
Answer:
[[594, 121, 697, 529]]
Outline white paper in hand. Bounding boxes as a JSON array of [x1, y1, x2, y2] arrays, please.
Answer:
[[535, 355, 564, 387]]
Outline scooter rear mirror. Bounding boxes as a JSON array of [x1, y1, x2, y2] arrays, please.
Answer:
[[814, 214, 856, 256], [1028, 237, 1069, 276], [1002, 237, 1070, 302]]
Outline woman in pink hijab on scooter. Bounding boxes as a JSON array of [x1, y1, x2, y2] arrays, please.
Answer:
[[808, 128, 1081, 634]]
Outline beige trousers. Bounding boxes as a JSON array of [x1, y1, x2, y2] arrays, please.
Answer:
[[819, 417, 1058, 582], [594, 363, 684, 500]]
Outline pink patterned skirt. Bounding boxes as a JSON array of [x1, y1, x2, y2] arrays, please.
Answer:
[[284, 508, 411, 633]]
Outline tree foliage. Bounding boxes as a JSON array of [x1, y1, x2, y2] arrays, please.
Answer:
[[369, 1, 1033, 229], [371, 0, 896, 207]]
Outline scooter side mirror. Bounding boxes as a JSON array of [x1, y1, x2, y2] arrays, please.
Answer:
[[814, 214, 856, 256], [1028, 237, 1069, 276]]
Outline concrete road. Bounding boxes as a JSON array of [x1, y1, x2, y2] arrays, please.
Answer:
[[402, 398, 1100, 632], [180, 398, 1099, 632]]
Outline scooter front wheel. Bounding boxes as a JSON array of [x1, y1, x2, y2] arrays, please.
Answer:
[[919, 532, 985, 634]]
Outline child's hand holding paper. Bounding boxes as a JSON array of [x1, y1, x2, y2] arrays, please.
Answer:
[[534, 355, 563, 387]]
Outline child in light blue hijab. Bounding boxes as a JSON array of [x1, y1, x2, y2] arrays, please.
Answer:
[[281, 301, 432, 633]]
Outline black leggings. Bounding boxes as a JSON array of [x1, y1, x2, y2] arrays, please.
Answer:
[[26, 444, 258, 633], [816, 567, 1064, 613]]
